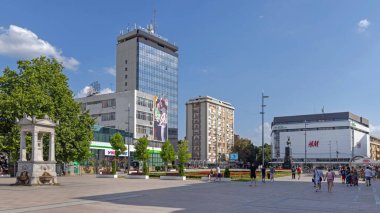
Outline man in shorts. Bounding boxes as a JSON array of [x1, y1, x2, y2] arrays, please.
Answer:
[[216, 165, 221, 182], [340, 166, 346, 184], [250, 163, 257, 187], [291, 166, 296, 180]]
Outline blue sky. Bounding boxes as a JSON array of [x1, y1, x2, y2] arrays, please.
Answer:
[[1, 0, 380, 144]]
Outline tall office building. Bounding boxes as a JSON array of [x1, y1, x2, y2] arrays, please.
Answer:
[[186, 96, 235, 163], [116, 26, 179, 145]]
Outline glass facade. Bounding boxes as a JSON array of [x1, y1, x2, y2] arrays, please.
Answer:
[[93, 125, 132, 142], [137, 42, 178, 129]]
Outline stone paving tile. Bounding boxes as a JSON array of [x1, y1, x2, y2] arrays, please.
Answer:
[[0, 175, 379, 213]]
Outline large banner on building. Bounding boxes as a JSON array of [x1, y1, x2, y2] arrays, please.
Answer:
[[154, 96, 168, 142]]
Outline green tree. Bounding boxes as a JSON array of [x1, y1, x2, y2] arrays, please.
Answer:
[[134, 137, 150, 175], [110, 132, 126, 174], [256, 143, 271, 166], [231, 138, 256, 163], [177, 140, 191, 176], [160, 140, 176, 171], [0, 57, 95, 164]]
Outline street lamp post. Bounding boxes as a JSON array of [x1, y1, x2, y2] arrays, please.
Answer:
[[260, 93, 269, 166], [304, 120, 307, 166], [329, 141, 332, 164], [127, 104, 131, 174], [336, 141, 339, 162]]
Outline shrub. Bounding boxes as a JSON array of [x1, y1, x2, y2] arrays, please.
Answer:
[[155, 166, 161, 171], [224, 167, 230, 178]]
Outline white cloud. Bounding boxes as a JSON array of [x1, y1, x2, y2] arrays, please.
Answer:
[[0, 25, 79, 70], [253, 122, 271, 146], [104, 66, 116, 76], [99, 88, 114, 94], [75, 86, 94, 98], [370, 124, 380, 138], [357, 19, 370, 32], [75, 86, 114, 98]]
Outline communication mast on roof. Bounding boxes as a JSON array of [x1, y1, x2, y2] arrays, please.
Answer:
[[87, 81, 101, 97]]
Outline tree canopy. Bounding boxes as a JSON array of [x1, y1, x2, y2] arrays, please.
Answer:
[[110, 132, 126, 158], [256, 143, 271, 166], [177, 140, 191, 176], [231, 138, 256, 163], [0, 57, 94, 163], [160, 140, 175, 170], [134, 137, 150, 175]]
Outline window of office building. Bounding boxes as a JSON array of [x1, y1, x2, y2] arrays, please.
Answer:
[[137, 97, 153, 108], [137, 111, 153, 121], [101, 112, 115, 121], [137, 125, 153, 135], [137, 42, 178, 129], [102, 99, 116, 108]]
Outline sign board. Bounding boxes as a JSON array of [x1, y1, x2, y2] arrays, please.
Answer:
[[104, 148, 128, 157], [230, 153, 238, 161]]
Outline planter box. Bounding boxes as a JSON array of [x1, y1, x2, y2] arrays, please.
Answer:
[[126, 175, 149, 179], [96, 174, 118, 179], [160, 176, 186, 180]]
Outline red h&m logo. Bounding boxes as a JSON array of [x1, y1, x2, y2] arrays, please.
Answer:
[[308, 140, 319, 148]]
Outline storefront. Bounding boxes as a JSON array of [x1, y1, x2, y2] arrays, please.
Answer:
[[78, 126, 164, 174]]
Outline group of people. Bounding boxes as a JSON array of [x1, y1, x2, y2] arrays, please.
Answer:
[[208, 166, 222, 182], [341, 166, 378, 187], [249, 164, 275, 187], [291, 166, 303, 180], [312, 167, 336, 192]]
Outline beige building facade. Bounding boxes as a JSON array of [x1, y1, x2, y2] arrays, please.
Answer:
[[370, 136, 380, 161], [186, 96, 234, 163]]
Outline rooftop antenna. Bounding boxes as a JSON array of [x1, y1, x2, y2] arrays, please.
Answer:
[[322, 106, 325, 113]]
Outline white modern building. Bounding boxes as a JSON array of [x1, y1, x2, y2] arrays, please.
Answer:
[[76, 90, 160, 141], [186, 96, 234, 163], [271, 112, 370, 164]]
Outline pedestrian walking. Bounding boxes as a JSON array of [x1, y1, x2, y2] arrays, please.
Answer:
[[360, 168, 365, 181], [314, 167, 323, 192], [249, 163, 257, 187], [208, 168, 214, 181], [346, 167, 352, 187], [216, 166, 221, 182], [261, 166, 266, 183], [270, 166, 275, 182], [296, 166, 302, 180], [364, 167, 372, 187], [340, 166, 346, 184], [352, 169, 358, 186], [324, 168, 335, 193], [372, 168, 376, 181], [291, 166, 296, 180]]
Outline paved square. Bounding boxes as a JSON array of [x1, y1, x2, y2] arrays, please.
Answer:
[[0, 174, 379, 213]]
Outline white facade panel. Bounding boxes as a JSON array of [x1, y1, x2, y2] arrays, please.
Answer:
[[279, 129, 352, 159]]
